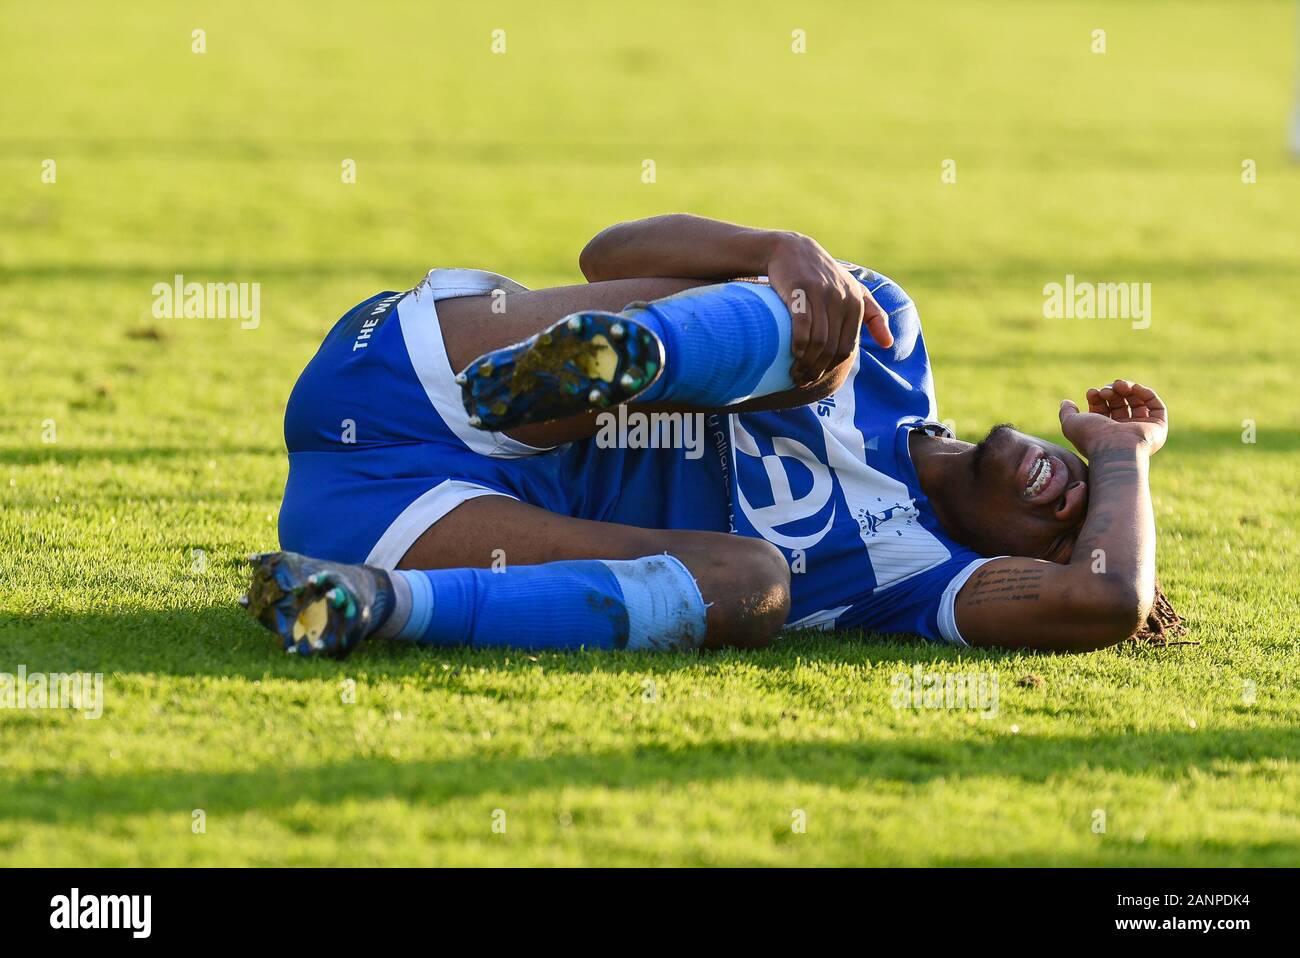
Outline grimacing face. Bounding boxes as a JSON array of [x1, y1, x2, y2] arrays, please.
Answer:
[[964, 424, 1090, 562]]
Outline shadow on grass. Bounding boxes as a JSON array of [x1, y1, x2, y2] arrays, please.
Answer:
[[0, 604, 1071, 684], [1, 725, 1293, 830], [0, 445, 279, 467], [0, 612, 1274, 864]]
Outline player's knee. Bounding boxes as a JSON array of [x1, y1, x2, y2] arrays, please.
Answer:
[[712, 538, 790, 648]]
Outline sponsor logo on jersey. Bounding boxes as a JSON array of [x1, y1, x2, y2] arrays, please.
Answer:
[[346, 292, 403, 351]]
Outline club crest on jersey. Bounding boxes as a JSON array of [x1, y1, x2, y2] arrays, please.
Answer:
[[859, 500, 920, 537]]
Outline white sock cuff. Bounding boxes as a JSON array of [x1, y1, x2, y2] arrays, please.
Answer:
[[372, 569, 413, 641], [599, 554, 708, 652], [735, 283, 796, 397]]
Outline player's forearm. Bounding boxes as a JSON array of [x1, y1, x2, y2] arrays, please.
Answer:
[[1066, 443, 1157, 638], [580, 213, 791, 282]]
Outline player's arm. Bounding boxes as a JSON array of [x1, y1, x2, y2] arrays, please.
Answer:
[[956, 382, 1166, 652], [581, 212, 793, 284], [580, 213, 892, 383]]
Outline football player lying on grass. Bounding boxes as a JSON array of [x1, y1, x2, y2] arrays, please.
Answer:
[[243, 213, 1183, 657]]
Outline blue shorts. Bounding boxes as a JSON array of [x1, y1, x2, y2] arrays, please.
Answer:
[[279, 269, 731, 568]]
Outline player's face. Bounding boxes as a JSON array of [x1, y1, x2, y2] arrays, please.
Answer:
[[965, 424, 1089, 562]]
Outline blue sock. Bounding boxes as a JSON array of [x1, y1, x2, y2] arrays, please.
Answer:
[[382, 555, 707, 651], [632, 282, 796, 406]]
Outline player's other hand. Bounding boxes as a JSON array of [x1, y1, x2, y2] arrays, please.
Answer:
[[1059, 380, 1168, 458], [765, 232, 893, 384]]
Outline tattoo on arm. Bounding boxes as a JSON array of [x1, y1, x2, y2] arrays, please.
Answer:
[[1072, 448, 1147, 566], [962, 565, 1046, 607]]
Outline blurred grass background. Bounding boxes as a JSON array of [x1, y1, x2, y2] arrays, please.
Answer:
[[0, 0, 1296, 865]]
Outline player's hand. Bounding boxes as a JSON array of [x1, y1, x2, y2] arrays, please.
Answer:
[[1059, 380, 1168, 458], [765, 232, 893, 385]]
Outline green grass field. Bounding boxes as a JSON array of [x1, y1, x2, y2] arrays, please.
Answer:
[[2, 0, 1298, 866]]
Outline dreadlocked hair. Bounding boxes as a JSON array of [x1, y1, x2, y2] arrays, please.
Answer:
[[1130, 581, 1192, 646]]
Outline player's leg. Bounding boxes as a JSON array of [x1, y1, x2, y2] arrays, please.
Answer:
[[457, 280, 805, 432], [436, 278, 708, 371], [245, 496, 791, 658]]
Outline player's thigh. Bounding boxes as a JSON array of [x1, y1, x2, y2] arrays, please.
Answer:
[[396, 495, 790, 648]]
